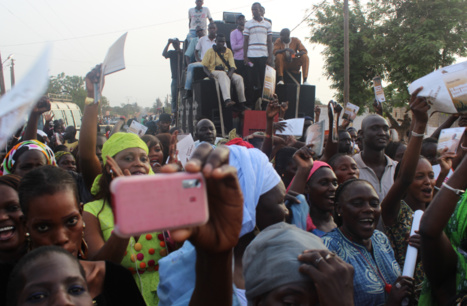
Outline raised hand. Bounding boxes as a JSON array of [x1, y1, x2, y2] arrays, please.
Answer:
[[32, 96, 51, 115], [43, 111, 54, 122], [294, 146, 314, 169], [85, 64, 103, 99], [273, 121, 287, 133], [410, 87, 429, 124]]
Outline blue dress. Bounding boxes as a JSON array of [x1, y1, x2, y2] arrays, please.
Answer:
[[322, 228, 401, 306]]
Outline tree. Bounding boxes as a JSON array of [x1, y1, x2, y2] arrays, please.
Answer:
[[367, 0, 467, 104], [48, 73, 87, 111], [309, 0, 379, 109], [150, 98, 163, 114], [309, 0, 467, 108]]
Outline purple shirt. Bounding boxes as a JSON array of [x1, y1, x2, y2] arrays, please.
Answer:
[[230, 28, 244, 60]]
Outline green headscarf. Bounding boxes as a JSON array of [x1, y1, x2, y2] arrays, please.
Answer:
[[91, 132, 153, 195]]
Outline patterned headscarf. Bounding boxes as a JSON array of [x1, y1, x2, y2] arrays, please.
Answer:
[[55, 151, 72, 163], [1, 140, 56, 175]]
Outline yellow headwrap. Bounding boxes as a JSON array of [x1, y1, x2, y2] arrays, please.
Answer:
[[91, 132, 153, 195]]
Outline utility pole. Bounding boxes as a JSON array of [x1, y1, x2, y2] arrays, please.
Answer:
[[343, 0, 349, 106], [0, 52, 5, 96], [10, 59, 15, 87]]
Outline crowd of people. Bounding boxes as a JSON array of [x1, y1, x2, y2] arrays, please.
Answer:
[[2, 1, 467, 306], [164, 0, 310, 115]]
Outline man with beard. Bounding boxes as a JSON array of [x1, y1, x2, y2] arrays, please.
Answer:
[[195, 119, 216, 146], [353, 114, 397, 201]]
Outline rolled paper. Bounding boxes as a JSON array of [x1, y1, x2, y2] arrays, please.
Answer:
[[401, 210, 423, 306], [402, 210, 423, 277]]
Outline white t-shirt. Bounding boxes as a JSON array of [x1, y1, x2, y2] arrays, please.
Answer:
[[243, 18, 272, 58], [195, 35, 216, 60], [188, 7, 212, 30]]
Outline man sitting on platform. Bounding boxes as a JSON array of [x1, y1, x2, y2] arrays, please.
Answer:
[[202, 34, 249, 110], [273, 28, 310, 85]]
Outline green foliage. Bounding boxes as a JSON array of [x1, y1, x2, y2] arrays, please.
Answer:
[[47, 72, 111, 112], [48, 73, 87, 111], [112, 102, 141, 119], [309, 0, 467, 109]]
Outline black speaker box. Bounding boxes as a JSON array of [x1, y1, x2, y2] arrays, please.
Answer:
[[192, 80, 233, 136], [298, 84, 315, 118], [275, 84, 316, 119]]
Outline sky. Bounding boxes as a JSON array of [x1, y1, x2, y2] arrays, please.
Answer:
[[0, 0, 335, 108]]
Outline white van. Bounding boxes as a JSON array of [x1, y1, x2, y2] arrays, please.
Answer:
[[37, 94, 83, 136]]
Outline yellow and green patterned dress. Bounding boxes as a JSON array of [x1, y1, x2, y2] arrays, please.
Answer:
[[85, 199, 168, 305]]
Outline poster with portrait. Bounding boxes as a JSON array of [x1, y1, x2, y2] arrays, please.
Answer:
[[305, 120, 325, 156], [409, 61, 467, 114], [262, 65, 276, 102], [342, 102, 360, 122], [437, 127, 466, 155]]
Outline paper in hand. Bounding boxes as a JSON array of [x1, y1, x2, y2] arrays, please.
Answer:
[[437, 127, 466, 155], [262, 65, 276, 102], [275, 118, 305, 136], [305, 120, 325, 156], [373, 76, 386, 104], [95, 32, 128, 102], [343, 102, 360, 122], [176, 134, 196, 167], [127, 120, 148, 137], [0, 45, 52, 149], [409, 61, 467, 114]]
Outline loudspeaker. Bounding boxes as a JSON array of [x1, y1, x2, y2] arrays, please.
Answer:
[[298, 85, 315, 118], [214, 21, 237, 50], [223, 12, 243, 24], [193, 66, 208, 82], [192, 79, 233, 136], [276, 83, 298, 119], [275, 84, 316, 119]]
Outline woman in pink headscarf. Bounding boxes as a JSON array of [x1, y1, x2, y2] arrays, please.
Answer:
[[287, 146, 338, 237]]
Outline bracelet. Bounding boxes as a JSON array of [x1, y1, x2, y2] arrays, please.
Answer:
[[411, 130, 425, 137], [461, 143, 467, 151], [442, 182, 465, 196], [84, 97, 95, 105]]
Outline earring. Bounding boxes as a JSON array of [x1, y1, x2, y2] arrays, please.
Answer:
[[25, 232, 31, 251], [79, 237, 88, 260], [338, 214, 341, 217]]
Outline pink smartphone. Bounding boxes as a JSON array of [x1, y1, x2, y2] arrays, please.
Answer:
[[110, 172, 209, 237]]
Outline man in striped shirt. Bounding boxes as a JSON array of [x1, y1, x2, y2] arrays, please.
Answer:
[[243, 2, 273, 104]]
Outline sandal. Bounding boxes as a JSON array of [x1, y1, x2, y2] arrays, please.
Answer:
[[224, 99, 236, 108]]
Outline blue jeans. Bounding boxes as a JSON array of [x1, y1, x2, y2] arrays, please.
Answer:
[[184, 62, 203, 90], [171, 78, 178, 113]]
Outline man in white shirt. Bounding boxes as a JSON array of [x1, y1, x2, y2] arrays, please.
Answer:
[[243, 2, 273, 105], [353, 114, 397, 201], [187, 0, 213, 43], [184, 23, 217, 98]]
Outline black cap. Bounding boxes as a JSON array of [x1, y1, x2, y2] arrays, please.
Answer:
[[159, 113, 172, 122]]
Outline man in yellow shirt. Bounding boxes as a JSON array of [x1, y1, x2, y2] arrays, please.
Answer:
[[202, 34, 248, 110], [273, 28, 310, 85]]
